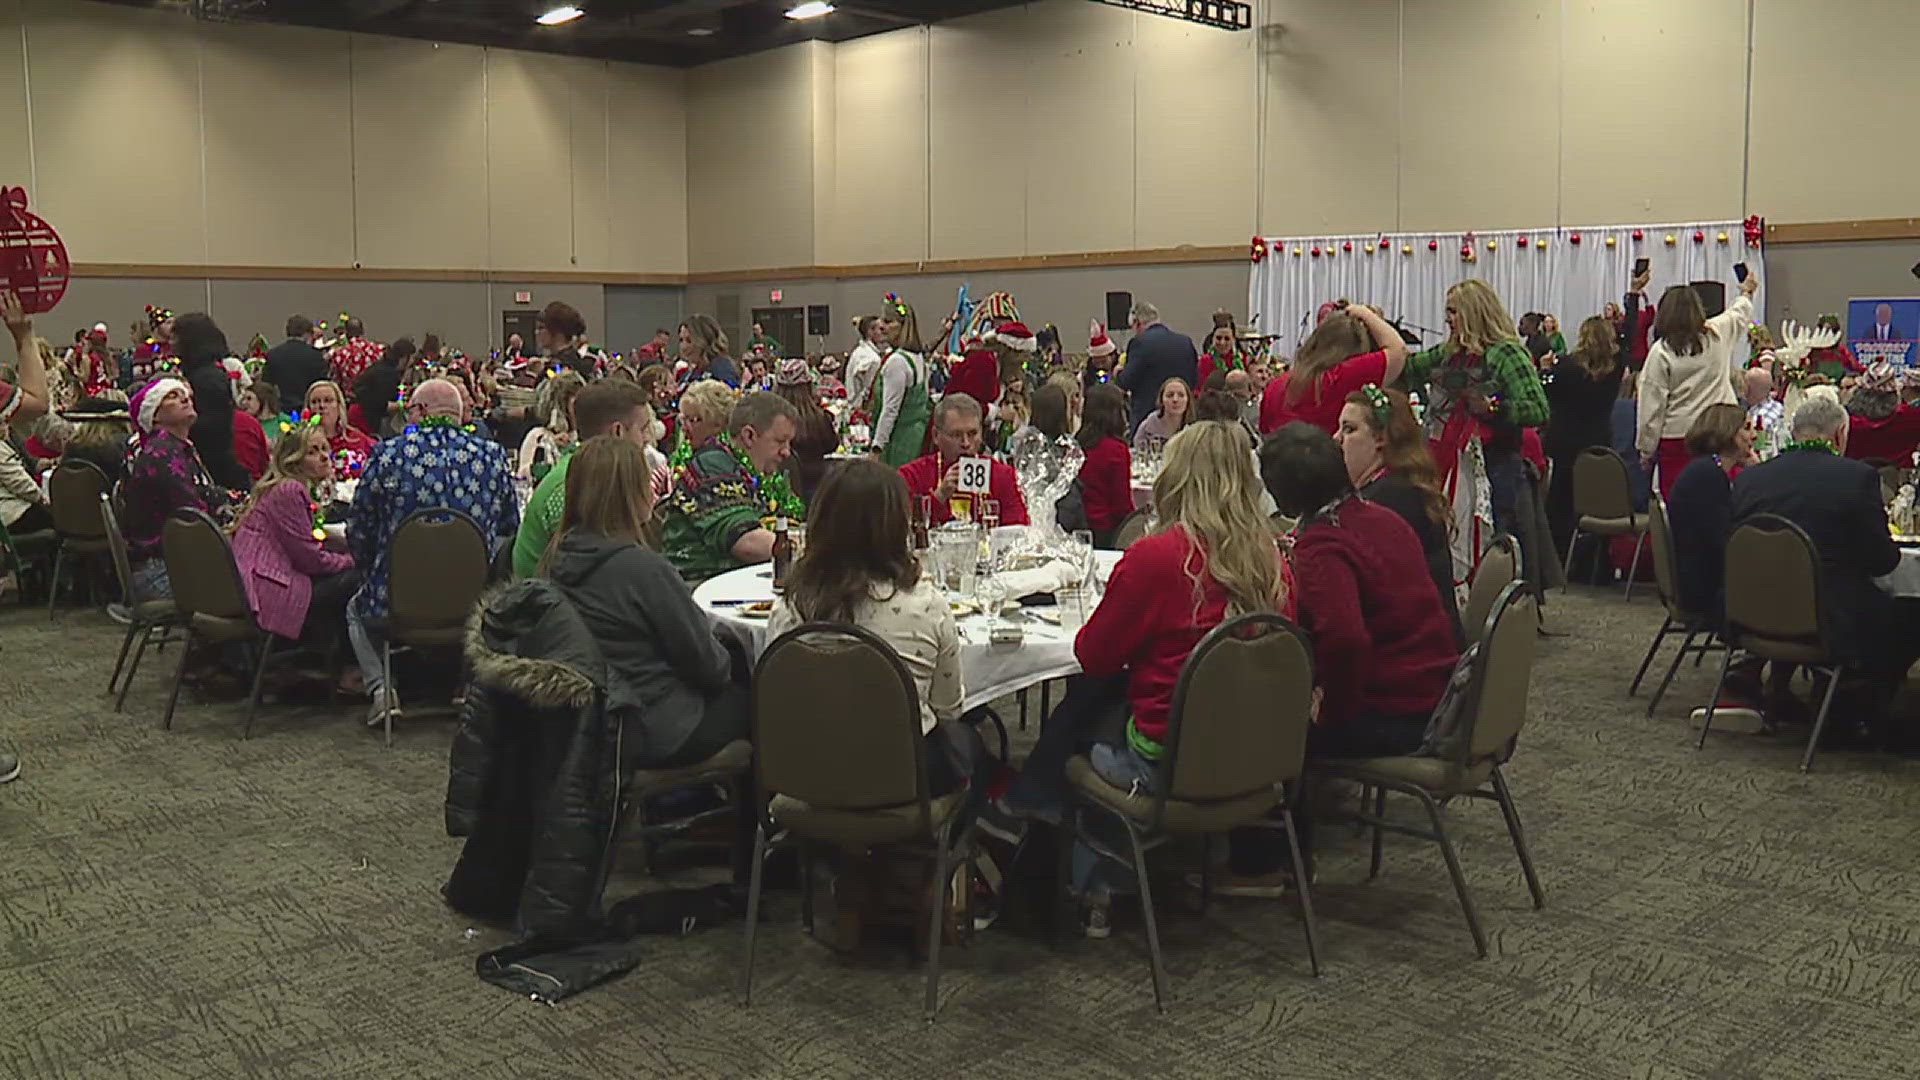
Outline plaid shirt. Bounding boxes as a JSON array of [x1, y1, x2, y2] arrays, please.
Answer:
[[1405, 339, 1550, 428], [1747, 397, 1786, 459]]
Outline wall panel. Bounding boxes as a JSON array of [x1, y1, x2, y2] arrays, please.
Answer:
[[1399, 0, 1560, 231], [199, 20, 355, 267], [1022, 2, 1135, 254], [830, 30, 929, 265], [1134, 14, 1255, 248], [484, 50, 576, 272], [27, 0, 206, 264], [607, 64, 688, 274], [349, 35, 489, 270], [568, 59, 612, 274], [927, 7, 1030, 260], [685, 45, 816, 272], [0, 2, 31, 190]]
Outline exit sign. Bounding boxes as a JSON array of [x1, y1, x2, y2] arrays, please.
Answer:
[[770, 289, 783, 303], [514, 291, 531, 304]]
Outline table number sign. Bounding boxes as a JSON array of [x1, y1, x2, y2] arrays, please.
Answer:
[[957, 455, 992, 495]]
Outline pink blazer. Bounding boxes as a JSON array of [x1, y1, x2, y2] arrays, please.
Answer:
[[231, 481, 354, 640]]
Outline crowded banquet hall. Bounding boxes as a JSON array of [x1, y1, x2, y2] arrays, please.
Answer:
[[5, 0, 1919, 1075]]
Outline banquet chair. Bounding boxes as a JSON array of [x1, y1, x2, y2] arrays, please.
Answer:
[[45, 459, 113, 617], [1062, 612, 1321, 1010], [101, 493, 184, 711], [0, 510, 54, 603], [617, 739, 754, 882], [740, 622, 977, 1022], [379, 507, 489, 747], [1111, 508, 1152, 550], [1461, 534, 1520, 647], [160, 508, 296, 737], [1697, 515, 1845, 773], [1629, 495, 1725, 716], [1565, 447, 1647, 599], [1315, 581, 1545, 958]]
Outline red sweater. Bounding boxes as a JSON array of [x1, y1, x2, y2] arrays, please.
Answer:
[[943, 350, 1001, 408], [1077, 436, 1134, 532], [1076, 526, 1293, 747], [1291, 498, 1459, 725], [1847, 405, 1920, 464], [233, 411, 270, 481], [1259, 351, 1387, 434], [898, 452, 1029, 526]]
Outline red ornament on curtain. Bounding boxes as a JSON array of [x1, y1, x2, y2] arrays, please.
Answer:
[[1743, 215, 1765, 247], [1569, 233, 1582, 244], [1378, 237, 1390, 250], [0, 187, 69, 315], [1250, 236, 1268, 263], [1310, 246, 1321, 257], [1341, 240, 1352, 252], [1428, 239, 1439, 251], [1693, 230, 1705, 243], [1632, 229, 1644, 242]]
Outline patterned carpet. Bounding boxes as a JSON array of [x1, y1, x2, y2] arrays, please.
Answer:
[[4, 586, 1920, 1079]]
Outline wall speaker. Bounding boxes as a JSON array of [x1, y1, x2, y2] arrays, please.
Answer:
[[1689, 280, 1726, 318], [1105, 291, 1132, 331], [806, 305, 830, 336]]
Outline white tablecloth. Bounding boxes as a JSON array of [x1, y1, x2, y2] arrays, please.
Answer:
[[1878, 547, 1920, 597], [693, 551, 1122, 712]]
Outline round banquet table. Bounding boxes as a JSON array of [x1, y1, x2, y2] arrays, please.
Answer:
[[1878, 544, 1920, 597], [694, 551, 1122, 712]]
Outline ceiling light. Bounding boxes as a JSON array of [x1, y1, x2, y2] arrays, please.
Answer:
[[687, 26, 715, 35], [784, 2, 835, 19], [536, 5, 585, 26]]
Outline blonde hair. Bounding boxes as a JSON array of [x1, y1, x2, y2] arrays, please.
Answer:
[[1446, 279, 1520, 354], [1044, 371, 1083, 428], [679, 379, 738, 427], [682, 315, 728, 361], [304, 379, 348, 435], [535, 369, 586, 433], [238, 425, 327, 529], [1151, 420, 1285, 618]]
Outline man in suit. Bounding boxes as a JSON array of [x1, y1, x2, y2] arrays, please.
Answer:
[[1114, 300, 1198, 435], [262, 314, 329, 408], [1870, 302, 1898, 341], [1730, 395, 1919, 746]]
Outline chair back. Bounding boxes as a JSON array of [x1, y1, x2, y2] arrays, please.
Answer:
[[1461, 534, 1519, 645], [161, 508, 252, 621], [1571, 447, 1635, 523], [753, 622, 929, 821], [1463, 582, 1540, 764], [48, 460, 110, 539], [387, 507, 489, 636], [1722, 514, 1826, 655], [100, 494, 138, 602], [1154, 613, 1315, 828], [1112, 508, 1152, 550], [1646, 495, 1692, 623]]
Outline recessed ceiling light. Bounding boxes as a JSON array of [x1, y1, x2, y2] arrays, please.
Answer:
[[784, 2, 835, 19], [536, 5, 585, 26], [687, 26, 716, 35]]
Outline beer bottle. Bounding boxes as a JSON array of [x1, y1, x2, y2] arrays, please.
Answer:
[[771, 516, 793, 592]]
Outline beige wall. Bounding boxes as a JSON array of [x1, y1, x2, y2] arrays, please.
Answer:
[[2, 0, 687, 274], [685, 44, 821, 272]]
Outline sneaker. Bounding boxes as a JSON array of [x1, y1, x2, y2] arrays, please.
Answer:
[[1082, 899, 1111, 939], [105, 603, 132, 625], [0, 752, 19, 784], [365, 689, 398, 728], [1184, 867, 1308, 899], [1689, 698, 1761, 726]]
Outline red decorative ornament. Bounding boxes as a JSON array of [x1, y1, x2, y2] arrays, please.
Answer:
[[1693, 230, 1705, 243], [1378, 237, 1390, 250], [1517, 235, 1528, 247], [1428, 239, 1439, 251], [1460, 244, 1472, 258], [1632, 229, 1644, 242], [0, 187, 69, 315], [1310, 246, 1321, 257], [1250, 235, 1268, 263], [1743, 214, 1765, 247], [1342, 241, 1352, 252], [1569, 233, 1581, 245]]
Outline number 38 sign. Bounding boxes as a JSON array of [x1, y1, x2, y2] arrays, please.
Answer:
[[0, 187, 70, 315], [956, 456, 992, 495]]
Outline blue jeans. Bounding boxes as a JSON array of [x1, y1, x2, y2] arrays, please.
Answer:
[[346, 589, 387, 698], [1071, 742, 1159, 899]]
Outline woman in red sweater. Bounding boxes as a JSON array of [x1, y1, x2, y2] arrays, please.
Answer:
[[999, 420, 1291, 932], [1253, 421, 1460, 877], [1259, 302, 1408, 435], [1075, 384, 1134, 545]]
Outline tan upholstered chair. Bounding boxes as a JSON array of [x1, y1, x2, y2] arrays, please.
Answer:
[[1314, 582, 1546, 959], [1111, 507, 1152, 550], [1461, 533, 1520, 647], [740, 622, 976, 1021], [380, 507, 490, 746], [160, 509, 291, 737], [1630, 495, 1726, 716], [102, 493, 184, 711], [1063, 613, 1321, 1010], [46, 459, 112, 616], [619, 740, 754, 881], [1566, 447, 1648, 599], [1698, 514, 1844, 772]]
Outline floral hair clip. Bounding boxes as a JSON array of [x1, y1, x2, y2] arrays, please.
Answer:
[[884, 291, 908, 317], [1359, 382, 1392, 426]]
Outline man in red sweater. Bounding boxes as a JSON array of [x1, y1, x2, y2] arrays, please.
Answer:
[[898, 393, 1029, 526]]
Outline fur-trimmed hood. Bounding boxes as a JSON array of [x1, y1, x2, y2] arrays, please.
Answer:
[[463, 579, 605, 708]]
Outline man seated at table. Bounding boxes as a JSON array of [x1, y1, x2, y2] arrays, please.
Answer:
[[512, 378, 658, 578], [347, 379, 521, 727], [899, 393, 1030, 527], [1729, 395, 1919, 747], [662, 390, 799, 583]]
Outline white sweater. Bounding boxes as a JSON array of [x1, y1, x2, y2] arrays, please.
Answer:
[[845, 341, 886, 410], [1635, 293, 1754, 457]]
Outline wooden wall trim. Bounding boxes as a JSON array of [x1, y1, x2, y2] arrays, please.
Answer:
[[682, 244, 1247, 284], [1765, 218, 1920, 245], [69, 264, 687, 286]]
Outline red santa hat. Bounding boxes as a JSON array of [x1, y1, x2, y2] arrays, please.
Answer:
[[990, 321, 1037, 352], [1088, 319, 1115, 358], [88, 322, 108, 342]]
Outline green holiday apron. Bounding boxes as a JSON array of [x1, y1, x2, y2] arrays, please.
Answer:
[[869, 352, 932, 467]]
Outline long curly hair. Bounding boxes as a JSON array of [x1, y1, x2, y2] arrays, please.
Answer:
[[1151, 420, 1286, 619], [1344, 387, 1450, 535]]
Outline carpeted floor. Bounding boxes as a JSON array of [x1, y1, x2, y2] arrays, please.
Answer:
[[5, 586, 1920, 1079]]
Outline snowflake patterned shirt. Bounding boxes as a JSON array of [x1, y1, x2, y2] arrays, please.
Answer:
[[347, 423, 520, 619]]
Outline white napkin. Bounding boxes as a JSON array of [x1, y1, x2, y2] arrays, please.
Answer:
[[996, 559, 1083, 598]]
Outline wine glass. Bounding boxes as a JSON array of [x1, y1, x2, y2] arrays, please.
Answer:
[[1070, 529, 1095, 586]]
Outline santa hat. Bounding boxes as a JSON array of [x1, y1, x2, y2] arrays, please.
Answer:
[[1088, 319, 1115, 358], [132, 377, 189, 434], [88, 322, 108, 342], [991, 321, 1037, 352]]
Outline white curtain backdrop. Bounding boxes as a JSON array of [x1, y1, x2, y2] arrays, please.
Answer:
[[1247, 222, 1763, 358]]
